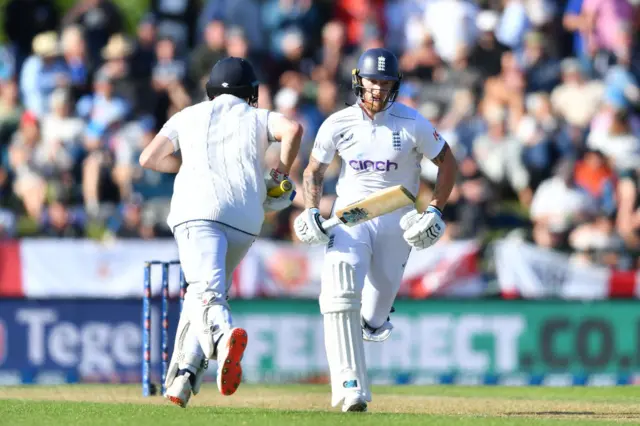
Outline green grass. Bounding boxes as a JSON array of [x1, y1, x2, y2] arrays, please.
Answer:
[[1, 384, 639, 425]]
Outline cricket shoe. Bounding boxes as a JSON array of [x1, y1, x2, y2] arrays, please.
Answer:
[[342, 393, 368, 412], [216, 327, 248, 396], [165, 370, 194, 408]]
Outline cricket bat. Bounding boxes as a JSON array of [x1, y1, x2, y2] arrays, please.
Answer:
[[321, 185, 416, 231]]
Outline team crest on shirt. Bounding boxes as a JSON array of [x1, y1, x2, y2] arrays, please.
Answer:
[[392, 131, 401, 151]]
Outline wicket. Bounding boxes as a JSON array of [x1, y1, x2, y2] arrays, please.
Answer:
[[142, 260, 187, 397]]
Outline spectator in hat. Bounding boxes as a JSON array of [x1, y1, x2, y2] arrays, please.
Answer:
[[100, 34, 137, 109], [20, 32, 71, 118]]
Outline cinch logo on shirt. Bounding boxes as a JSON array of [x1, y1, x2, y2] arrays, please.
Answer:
[[349, 159, 398, 171]]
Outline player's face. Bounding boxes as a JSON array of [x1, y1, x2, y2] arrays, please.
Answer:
[[361, 77, 395, 114]]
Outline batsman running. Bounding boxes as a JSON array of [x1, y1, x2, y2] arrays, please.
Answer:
[[294, 48, 457, 412], [139, 57, 302, 407]]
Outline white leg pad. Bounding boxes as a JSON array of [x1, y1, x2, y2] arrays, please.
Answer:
[[164, 310, 208, 395], [319, 261, 371, 407], [183, 285, 232, 359]]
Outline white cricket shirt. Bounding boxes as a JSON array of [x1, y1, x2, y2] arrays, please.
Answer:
[[312, 101, 445, 211], [159, 94, 280, 235]]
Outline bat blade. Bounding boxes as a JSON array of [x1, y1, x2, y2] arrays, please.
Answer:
[[322, 185, 416, 231]]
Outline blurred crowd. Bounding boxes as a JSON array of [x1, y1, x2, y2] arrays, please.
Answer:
[[0, 0, 639, 269]]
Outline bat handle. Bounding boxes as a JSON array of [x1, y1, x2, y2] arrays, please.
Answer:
[[321, 216, 341, 231], [267, 180, 293, 197]]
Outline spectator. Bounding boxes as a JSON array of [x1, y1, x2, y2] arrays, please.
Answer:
[[38, 200, 86, 238], [468, 10, 510, 80], [529, 159, 598, 250], [495, 0, 531, 52], [99, 34, 138, 111], [3, 0, 59, 71], [60, 25, 93, 101], [62, 0, 124, 65], [520, 31, 561, 93], [422, 0, 479, 64], [550, 58, 604, 130], [189, 20, 226, 85], [7, 111, 48, 219], [130, 13, 158, 82], [0, 79, 23, 147], [20, 32, 71, 118], [0, 208, 16, 239], [472, 103, 531, 205], [149, 0, 199, 52], [76, 68, 130, 137]]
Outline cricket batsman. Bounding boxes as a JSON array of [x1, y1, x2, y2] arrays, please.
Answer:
[[294, 48, 458, 412], [139, 57, 303, 407]]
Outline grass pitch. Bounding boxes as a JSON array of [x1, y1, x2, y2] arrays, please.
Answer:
[[1, 384, 639, 425]]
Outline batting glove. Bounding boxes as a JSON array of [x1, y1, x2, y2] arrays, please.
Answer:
[[293, 208, 330, 245], [401, 206, 446, 250]]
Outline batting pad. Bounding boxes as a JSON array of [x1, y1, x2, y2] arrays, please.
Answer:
[[319, 261, 371, 407], [164, 310, 207, 395]]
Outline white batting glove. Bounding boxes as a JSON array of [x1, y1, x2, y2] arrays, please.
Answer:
[[264, 168, 296, 212], [401, 206, 446, 250], [293, 208, 330, 245]]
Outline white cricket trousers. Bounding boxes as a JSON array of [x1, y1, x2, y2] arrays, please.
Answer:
[[173, 220, 256, 358], [323, 206, 413, 329], [173, 220, 256, 298]]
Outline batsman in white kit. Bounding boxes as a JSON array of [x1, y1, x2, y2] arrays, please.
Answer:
[[294, 48, 458, 412], [139, 57, 302, 407]]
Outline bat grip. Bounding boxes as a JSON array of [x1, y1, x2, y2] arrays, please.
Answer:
[[321, 216, 341, 231], [267, 180, 293, 197]]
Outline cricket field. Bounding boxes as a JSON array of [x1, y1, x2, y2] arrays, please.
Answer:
[[1, 384, 639, 425]]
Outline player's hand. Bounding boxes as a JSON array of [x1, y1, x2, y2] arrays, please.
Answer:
[[401, 206, 446, 250], [293, 208, 330, 245], [264, 168, 296, 212]]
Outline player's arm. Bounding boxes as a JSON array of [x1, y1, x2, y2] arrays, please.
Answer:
[[302, 157, 330, 209], [139, 135, 182, 173], [139, 112, 182, 173], [293, 119, 336, 245], [428, 142, 457, 211], [268, 112, 303, 175], [400, 117, 458, 250], [301, 118, 336, 209]]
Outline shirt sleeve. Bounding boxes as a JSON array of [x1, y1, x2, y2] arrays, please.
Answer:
[[415, 112, 446, 160], [311, 118, 337, 164], [266, 111, 283, 143], [158, 111, 181, 151]]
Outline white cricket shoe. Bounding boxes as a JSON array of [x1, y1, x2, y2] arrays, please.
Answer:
[[342, 393, 368, 412], [165, 372, 193, 408], [216, 327, 248, 396]]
